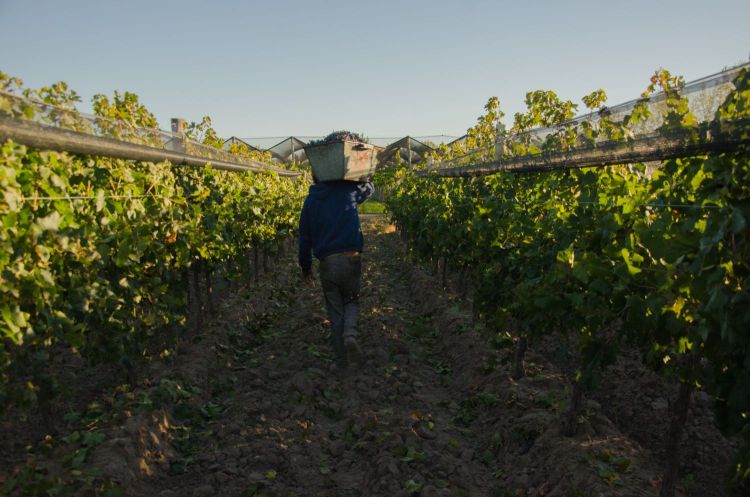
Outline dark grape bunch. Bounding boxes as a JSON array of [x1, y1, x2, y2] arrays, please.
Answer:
[[309, 130, 368, 145]]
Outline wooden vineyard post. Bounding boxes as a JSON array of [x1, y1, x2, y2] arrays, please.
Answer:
[[169, 117, 186, 153], [494, 135, 506, 161], [408, 138, 412, 170]]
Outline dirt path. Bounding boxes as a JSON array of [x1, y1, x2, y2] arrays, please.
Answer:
[[90, 217, 683, 497], [118, 218, 497, 497]]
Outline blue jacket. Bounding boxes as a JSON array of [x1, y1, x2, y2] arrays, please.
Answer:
[[298, 181, 375, 274]]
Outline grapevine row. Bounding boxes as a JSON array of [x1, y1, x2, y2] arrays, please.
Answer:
[[0, 73, 308, 417], [377, 68, 750, 496]]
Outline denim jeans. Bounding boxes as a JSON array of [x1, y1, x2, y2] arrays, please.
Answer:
[[319, 253, 361, 365]]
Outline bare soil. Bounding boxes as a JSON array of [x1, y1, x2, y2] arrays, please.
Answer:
[[1, 217, 737, 497]]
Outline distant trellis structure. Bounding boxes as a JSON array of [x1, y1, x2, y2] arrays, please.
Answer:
[[378, 136, 435, 168], [267, 136, 308, 163], [236, 135, 461, 166], [223, 136, 261, 152]]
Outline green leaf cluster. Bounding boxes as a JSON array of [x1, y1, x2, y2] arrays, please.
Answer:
[[380, 67, 750, 493], [0, 73, 307, 415]]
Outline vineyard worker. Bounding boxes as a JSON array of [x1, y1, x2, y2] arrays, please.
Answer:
[[298, 177, 375, 372]]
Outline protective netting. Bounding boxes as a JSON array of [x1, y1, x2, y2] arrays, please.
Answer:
[[266, 136, 308, 163], [378, 136, 435, 165], [520, 62, 746, 144], [238, 136, 462, 151], [428, 62, 750, 174], [0, 90, 294, 174]]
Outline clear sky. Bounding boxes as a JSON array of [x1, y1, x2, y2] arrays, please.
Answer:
[[1, 0, 748, 141]]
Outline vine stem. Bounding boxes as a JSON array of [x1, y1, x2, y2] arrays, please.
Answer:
[[659, 380, 694, 497], [205, 268, 215, 315], [562, 379, 584, 436], [192, 264, 203, 329], [458, 264, 468, 297], [182, 269, 191, 332], [512, 335, 528, 380], [254, 247, 260, 282]]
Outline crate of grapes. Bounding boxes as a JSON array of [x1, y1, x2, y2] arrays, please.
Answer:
[[304, 131, 380, 182]]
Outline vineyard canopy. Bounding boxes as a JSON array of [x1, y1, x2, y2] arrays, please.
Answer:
[[2, 62, 747, 175], [421, 62, 750, 176], [0, 89, 300, 175]]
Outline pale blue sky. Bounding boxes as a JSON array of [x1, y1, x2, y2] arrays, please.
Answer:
[[0, 0, 748, 141]]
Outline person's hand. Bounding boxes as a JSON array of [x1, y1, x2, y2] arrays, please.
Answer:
[[302, 271, 315, 287]]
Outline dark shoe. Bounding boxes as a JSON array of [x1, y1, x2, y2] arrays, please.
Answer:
[[344, 336, 364, 365]]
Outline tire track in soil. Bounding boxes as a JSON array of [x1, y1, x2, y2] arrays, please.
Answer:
[[146, 218, 498, 497]]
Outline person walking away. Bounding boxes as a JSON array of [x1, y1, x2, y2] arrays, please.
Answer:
[[298, 179, 374, 372]]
